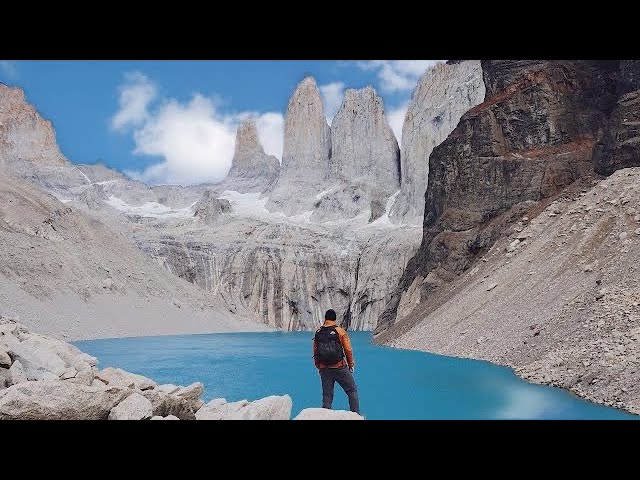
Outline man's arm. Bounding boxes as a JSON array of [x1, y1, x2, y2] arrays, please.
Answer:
[[339, 329, 354, 369], [312, 337, 320, 369]]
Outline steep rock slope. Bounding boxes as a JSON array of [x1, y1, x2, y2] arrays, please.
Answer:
[[376, 60, 620, 335], [383, 168, 640, 414], [217, 118, 280, 194], [0, 171, 267, 339], [389, 61, 485, 223]]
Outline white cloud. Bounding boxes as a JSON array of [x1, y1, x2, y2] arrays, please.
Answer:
[[0, 61, 17, 78], [319, 81, 345, 125], [357, 60, 445, 93], [387, 102, 408, 144], [111, 72, 157, 131], [254, 112, 284, 159], [115, 73, 284, 185]]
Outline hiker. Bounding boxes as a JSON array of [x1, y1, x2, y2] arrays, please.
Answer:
[[312, 309, 360, 414]]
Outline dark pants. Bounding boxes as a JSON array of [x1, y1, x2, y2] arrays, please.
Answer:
[[319, 365, 360, 414]]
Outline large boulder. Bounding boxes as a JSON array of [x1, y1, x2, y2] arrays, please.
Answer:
[[293, 408, 364, 420], [8, 341, 67, 380], [195, 395, 292, 420], [108, 392, 153, 420], [141, 390, 196, 420], [0, 381, 131, 420], [95, 367, 156, 390]]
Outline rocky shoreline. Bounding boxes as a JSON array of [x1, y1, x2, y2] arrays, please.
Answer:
[[0, 317, 363, 420]]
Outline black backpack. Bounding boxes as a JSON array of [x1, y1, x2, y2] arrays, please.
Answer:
[[314, 326, 345, 364]]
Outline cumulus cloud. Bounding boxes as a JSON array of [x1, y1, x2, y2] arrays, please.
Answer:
[[319, 81, 345, 125], [114, 72, 284, 185], [0, 61, 17, 78], [358, 60, 445, 93], [111, 72, 157, 131], [387, 102, 408, 144], [254, 112, 285, 159]]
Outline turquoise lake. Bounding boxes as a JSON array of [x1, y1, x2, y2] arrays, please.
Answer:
[[75, 331, 637, 420]]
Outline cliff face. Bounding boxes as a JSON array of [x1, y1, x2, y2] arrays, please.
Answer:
[[389, 61, 485, 224], [266, 77, 331, 215], [376, 60, 621, 335], [0, 84, 65, 166], [139, 220, 420, 331], [220, 119, 280, 194], [595, 60, 640, 175], [313, 86, 400, 223]]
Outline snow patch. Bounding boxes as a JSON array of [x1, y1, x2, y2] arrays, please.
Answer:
[[106, 196, 195, 218]]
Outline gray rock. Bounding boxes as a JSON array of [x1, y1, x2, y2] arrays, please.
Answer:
[[151, 415, 179, 420], [8, 360, 28, 385], [0, 349, 11, 368], [0, 368, 10, 389], [195, 398, 228, 420], [267, 76, 331, 215], [60, 366, 77, 380], [156, 384, 181, 395], [141, 390, 196, 420], [95, 367, 156, 390], [175, 382, 204, 403], [635, 228, 640, 235], [193, 192, 231, 224], [9, 341, 67, 379], [225, 395, 292, 420], [293, 408, 364, 420], [486, 283, 498, 292], [0, 381, 131, 420], [619, 232, 628, 241], [108, 392, 153, 420], [196, 395, 292, 420], [67, 369, 95, 386]]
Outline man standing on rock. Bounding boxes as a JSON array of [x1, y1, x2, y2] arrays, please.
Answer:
[[312, 309, 360, 414]]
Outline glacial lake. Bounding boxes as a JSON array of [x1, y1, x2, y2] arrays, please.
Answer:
[[76, 331, 637, 420]]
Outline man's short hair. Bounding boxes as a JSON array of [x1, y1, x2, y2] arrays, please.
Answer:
[[325, 309, 337, 321]]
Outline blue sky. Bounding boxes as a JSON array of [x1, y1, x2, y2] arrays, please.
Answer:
[[0, 60, 441, 185]]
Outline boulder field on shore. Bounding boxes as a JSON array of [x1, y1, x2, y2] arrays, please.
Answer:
[[0, 317, 362, 420]]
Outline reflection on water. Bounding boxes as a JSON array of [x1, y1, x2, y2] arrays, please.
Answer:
[[76, 331, 637, 420]]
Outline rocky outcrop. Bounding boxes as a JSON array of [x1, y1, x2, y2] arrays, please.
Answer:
[[0, 381, 133, 420], [219, 119, 280, 194], [376, 60, 620, 337], [293, 408, 364, 420], [0, 83, 66, 166], [266, 77, 331, 215], [314, 87, 399, 222], [193, 191, 231, 224], [389, 61, 486, 224], [0, 318, 296, 419]]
